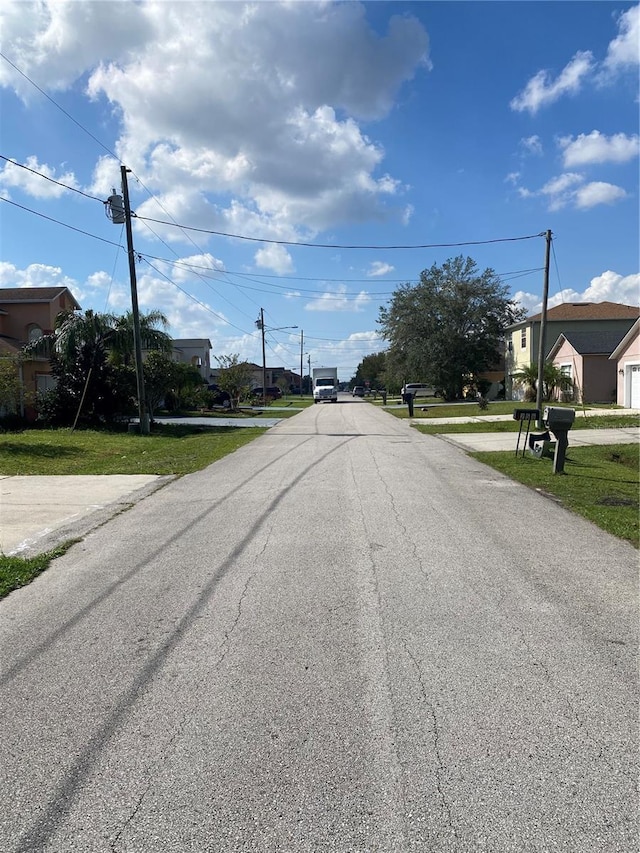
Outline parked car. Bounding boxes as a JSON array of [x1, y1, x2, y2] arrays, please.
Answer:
[[207, 384, 231, 407], [251, 386, 283, 401], [401, 383, 436, 400], [352, 386, 365, 397]]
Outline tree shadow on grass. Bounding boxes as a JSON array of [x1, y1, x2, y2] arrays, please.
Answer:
[[0, 443, 83, 458]]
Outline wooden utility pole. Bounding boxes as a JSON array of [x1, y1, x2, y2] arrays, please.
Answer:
[[256, 308, 267, 407], [121, 165, 150, 435], [535, 229, 552, 427], [299, 329, 304, 397]]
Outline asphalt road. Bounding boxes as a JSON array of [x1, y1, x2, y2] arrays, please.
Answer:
[[1, 398, 637, 852]]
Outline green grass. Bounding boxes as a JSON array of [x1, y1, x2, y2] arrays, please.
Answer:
[[0, 423, 269, 597], [0, 423, 267, 476], [413, 413, 640, 434], [471, 444, 639, 547], [0, 540, 79, 599]]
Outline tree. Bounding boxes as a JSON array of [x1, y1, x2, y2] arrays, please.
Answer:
[[351, 352, 387, 390], [25, 310, 172, 425], [0, 355, 23, 415], [110, 310, 172, 366], [215, 354, 253, 409], [143, 351, 179, 418], [378, 256, 526, 400], [24, 308, 171, 426], [512, 362, 573, 402]]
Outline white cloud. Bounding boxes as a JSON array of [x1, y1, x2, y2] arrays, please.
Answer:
[[514, 172, 628, 212], [559, 131, 640, 167], [505, 172, 520, 185], [0, 260, 79, 290], [520, 135, 543, 156], [510, 51, 594, 114], [367, 261, 394, 277], [0, 2, 429, 238], [305, 284, 371, 312], [254, 244, 294, 275], [603, 5, 640, 72], [0, 155, 80, 198], [582, 270, 640, 304], [574, 181, 627, 209], [539, 172, 584, 211], [513, 270, 640, 314]]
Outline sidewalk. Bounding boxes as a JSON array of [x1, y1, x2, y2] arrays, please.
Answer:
[[0, 474, 172, 557], [437, 426, 639, 453]]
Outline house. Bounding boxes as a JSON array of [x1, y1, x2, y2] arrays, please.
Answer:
[[171, 338, 212, 380], [504, 301, 640, 400], [547, 330, 626, 403], [0, 286, 81, 416], [609, 319, 640, 408]]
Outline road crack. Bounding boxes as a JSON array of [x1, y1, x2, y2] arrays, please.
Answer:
[[403, 641, 459, 843]]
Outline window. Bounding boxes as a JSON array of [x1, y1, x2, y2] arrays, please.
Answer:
[[28, 324, 43, 343], [560, 363, 572, 378], [36, 373, 56, 393], [520, 328, 527, 349]]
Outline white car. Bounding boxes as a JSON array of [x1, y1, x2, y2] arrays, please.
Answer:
[[401, 383, 436, 399]]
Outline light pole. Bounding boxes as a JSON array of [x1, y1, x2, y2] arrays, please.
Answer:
[[255, 308, 297, 406]]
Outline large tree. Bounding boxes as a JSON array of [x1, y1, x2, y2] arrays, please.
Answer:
[[351, 352, 387, 390], [378, 256, 526, 400]]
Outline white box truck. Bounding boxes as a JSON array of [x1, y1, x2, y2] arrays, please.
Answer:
[[312, 367, 339, 403]]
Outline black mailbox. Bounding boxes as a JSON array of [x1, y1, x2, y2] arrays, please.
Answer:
[[543, 407, 575, 430], [542, 407, 575, 473]]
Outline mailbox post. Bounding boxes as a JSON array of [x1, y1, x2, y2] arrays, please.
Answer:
[[404, 391, 414, 417], [543, 407, 575, 474]]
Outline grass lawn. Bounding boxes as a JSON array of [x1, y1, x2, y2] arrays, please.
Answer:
[[0, 423, 266, 476], [0, 423, 268, 597], [472, 444, 639, 547]]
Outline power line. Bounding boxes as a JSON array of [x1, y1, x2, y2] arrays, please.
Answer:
[[139, 257, 255, 337], [0, 197, 123, 248], [0, 154, 106, 203], [0, 53, 120, 162], [134, 216, 546, 250]]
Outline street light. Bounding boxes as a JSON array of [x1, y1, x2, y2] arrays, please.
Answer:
[[255, 307, 298, 406]]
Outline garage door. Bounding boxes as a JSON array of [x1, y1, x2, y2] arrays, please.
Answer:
[[631, 365, 640, 408]]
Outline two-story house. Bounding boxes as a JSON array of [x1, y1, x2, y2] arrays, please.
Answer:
[[171, 338, 212, 380], [0, 286, 81, 415], [504, 301, 640, 400]]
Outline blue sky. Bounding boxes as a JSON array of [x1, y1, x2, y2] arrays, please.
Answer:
[[1, 1, 638, 381]]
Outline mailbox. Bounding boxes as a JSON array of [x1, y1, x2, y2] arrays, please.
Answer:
[[543, 407, 575, 430], [542, 407, 575, 473]]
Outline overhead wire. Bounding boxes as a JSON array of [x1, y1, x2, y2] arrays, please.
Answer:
[[139, 257, 256, 337], [0, 197, 123, 248], [0, 154, 106, 203], [133, 215, 546, 250]]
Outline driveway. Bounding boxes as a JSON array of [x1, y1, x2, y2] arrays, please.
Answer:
[[1, 398, 637, 852]]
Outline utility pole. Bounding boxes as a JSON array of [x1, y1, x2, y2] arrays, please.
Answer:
[[256, 308, 267, 407], [255, 309, 297, 406], [299, 330, 304, 397], [120, 166, 150, 435], [535, 229, 552, 427]]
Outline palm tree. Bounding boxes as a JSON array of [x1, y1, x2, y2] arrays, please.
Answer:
[[24, 308, 172, 427], [109, 310, 172, 366], [512, 362, 573, 402]]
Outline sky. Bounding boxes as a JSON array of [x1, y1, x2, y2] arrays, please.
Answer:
[[1, 1, 638, 382]]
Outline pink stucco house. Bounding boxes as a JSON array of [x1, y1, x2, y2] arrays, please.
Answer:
[[609, 319, 640, 409], [547, 330, 627, 404]]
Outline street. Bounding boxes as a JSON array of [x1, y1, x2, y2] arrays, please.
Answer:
[[1, 398, 637, 852]]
